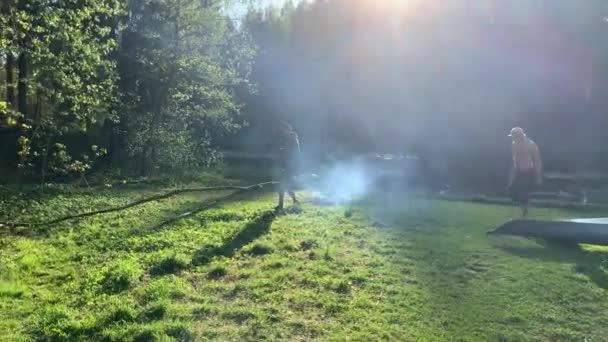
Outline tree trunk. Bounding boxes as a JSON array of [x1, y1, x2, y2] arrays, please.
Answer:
[[140, 145, 149, 176], [40, 136, 52, 189], [6, 52, 16, 110], [34, 91, 41, 122], [17, 52, 27, 117]]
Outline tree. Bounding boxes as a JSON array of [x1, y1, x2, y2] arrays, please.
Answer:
[[1, 0, 122, 183], [117, 0, 255, 175]]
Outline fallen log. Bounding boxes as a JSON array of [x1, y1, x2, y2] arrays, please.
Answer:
[[1, 182, 278, 229], [488, 218, 608, 245], [147, 182, 277, 230]]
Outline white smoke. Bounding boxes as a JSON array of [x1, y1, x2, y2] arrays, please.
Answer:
[[310, 154, 413, 205], [317, 159, 372, 204]]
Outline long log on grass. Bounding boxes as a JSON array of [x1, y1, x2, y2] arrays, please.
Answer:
[[0, 182, 278, 229], [148, 182, 278, 230], [87, 177, 178, 189]]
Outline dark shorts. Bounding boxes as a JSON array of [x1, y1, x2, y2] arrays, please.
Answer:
[[509, 170, 536, 204], [277, 166, 296, 192]]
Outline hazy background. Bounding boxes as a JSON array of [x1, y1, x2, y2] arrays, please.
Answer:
[[3, 0, 608, 196], [228, 0, 608, 194], [227, 0, 307, 18]]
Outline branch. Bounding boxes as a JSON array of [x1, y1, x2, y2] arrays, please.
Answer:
[[0, 182, 278, 229]]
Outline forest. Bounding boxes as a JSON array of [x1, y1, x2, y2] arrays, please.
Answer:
[[1, 1, 608, 341], [3, 1, 608, 189]]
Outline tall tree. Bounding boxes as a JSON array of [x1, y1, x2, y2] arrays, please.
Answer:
[[1, 0, 17, 126], [117, 0, 254, 174], [0, 0, 122, 180]]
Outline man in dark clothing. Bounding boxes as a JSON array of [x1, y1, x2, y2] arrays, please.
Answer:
[[276, 122, 300, 211]]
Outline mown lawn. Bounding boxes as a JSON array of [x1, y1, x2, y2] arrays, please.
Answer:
[[1, 181, 608, 341]]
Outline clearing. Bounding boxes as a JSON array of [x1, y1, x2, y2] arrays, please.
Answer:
[[1, 178, 607, 341]]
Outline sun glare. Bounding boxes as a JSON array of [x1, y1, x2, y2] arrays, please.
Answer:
[[365, 0, 428, 14], [351, 0, 436, 27]]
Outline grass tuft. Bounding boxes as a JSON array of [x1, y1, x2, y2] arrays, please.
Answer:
[[221, 309, 256, 323], [334, 280, 351, 294], [141, 302, 167, 322], [133, 328, 162, 342], [0, 281, 26, 299], [150, 253, 190, 276], [105, 306, 137, 324], [192, 304, 214, 318], [165, 323, 194, 341], [100, 258, 142, 294], [299, 239, 319, 251], [247, 243, 273, 256], [208, 266, 227, 279], [137, 276, 189, 302], [31, 306, 97, 340]]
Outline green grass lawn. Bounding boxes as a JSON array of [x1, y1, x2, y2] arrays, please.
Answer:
[[1, 183, 608, 341]]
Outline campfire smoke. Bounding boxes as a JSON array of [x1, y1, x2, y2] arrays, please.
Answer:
[[313, 159, 371, 205], [309, 154, 416, 205]]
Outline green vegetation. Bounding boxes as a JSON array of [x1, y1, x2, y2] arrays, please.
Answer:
[[3, 1, 608, 340], [1, 0, 253, 181], [1, 179, 607, 341]]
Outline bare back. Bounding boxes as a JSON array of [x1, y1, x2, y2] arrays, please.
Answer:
[[512, 139, 540, 173]]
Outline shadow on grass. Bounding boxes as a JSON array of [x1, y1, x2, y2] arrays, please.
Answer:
[[192, 210, 276, 266], [497, 241, 608, 289]]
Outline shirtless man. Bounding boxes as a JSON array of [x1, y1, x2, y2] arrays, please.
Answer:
[[508, 127, 542, 218]]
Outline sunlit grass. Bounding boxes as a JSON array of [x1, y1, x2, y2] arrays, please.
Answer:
[[0, 182, 607, 340]]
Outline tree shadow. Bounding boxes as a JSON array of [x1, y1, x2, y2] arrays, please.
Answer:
[[192, 210, 276, 266], [497, 240, 608, 289]]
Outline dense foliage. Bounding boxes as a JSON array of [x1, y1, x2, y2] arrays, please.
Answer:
[[116, 0, 254, 173], [0, 0, 254, 182], [1, 0, 121, 182]]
